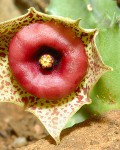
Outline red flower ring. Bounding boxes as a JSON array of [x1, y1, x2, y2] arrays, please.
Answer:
[[8, 22, 88, 100]]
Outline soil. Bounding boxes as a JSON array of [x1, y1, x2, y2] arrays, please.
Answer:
[[18, 110, 120, 150], [0, 0, 120, 150], [0, 103, 46, 150], [0, 103, 120, 150]]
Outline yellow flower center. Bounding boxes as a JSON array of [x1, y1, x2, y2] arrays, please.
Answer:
[[39, 54, 54, 69]]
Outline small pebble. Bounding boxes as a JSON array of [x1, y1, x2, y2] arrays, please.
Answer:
[[72, 138, 75, 141], [33, 124, 43, 134], [0, 131, 8, 138], [12, 137, 27, 148]]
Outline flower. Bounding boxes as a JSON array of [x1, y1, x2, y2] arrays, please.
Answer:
[[8, 21, 88, 101], [0, 8, 111, 144]]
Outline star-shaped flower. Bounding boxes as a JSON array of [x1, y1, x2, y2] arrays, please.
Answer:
[[0, 8, 111, 144]]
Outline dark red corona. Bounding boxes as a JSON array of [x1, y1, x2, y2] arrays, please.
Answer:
[[8, 22, 88, 100]]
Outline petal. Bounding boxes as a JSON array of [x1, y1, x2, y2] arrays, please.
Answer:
[[0, 7, 111, 143]]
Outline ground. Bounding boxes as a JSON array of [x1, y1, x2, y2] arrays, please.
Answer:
[[0, 103, 46, 150], [0, 103, 120, 150], [0, 0, 120, 149], [19, 110, 120, 150]]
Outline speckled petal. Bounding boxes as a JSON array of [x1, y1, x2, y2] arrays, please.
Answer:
[[0, 8, 111, 143]]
